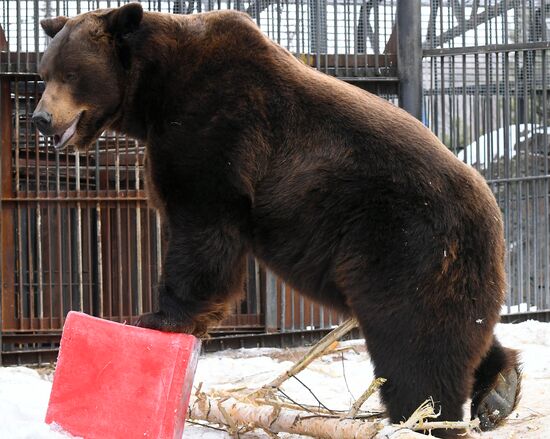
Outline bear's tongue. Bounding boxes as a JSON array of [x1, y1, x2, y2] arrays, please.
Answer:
[[53, 114, 80, 150]]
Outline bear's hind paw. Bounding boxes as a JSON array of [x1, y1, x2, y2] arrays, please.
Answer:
[[474, 365, 521, 431]]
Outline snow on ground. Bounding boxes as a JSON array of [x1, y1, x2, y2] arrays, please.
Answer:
[[1, 321, 549, 439]]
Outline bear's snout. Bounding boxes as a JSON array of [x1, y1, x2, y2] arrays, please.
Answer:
[[32, 110, 54, 135]]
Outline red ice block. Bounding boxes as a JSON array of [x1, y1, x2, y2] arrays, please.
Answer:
[[45, 311, 201, 439]]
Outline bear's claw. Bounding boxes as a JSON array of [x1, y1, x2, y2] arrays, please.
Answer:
[[135, 311, 210, 337], [135, 311, 195, 333]]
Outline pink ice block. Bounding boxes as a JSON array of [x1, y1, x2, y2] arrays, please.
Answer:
[[45, 311, 201, 439]]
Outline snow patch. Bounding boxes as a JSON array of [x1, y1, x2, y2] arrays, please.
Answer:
[[1, 321, 549, 438]]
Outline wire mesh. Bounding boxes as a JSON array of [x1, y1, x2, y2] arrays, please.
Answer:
[[1, 0, 549, 358], [1, 0, 398, 77], [0, 0, 399, 340], [423, 0, 550, 314]]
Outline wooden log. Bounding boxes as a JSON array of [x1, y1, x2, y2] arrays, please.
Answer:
[[189, 393, 429, 439]]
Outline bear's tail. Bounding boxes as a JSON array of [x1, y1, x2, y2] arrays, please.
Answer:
[[470, 336, 522, 431]]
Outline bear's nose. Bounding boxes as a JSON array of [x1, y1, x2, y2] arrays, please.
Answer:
[[32, 111, 53, 135]]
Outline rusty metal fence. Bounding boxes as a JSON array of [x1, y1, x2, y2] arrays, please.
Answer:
[[0, 73, 344, 364], [1, 0, 397, 364], [2, 0, 549, 365]]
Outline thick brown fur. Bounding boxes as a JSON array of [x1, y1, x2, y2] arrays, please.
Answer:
[[35, 4, 521, 436]]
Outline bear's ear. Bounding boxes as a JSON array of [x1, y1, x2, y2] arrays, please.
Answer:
[[106, 2, 143, 37], [40, 16, 69, 39]]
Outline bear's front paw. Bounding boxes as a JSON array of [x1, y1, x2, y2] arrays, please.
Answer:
[[134, 311, 197, 334]]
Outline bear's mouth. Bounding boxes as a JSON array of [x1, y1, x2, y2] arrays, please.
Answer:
[[53, 112, 82, 150]]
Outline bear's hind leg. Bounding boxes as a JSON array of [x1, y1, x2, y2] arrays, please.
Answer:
[[355, 302, 480, 439]]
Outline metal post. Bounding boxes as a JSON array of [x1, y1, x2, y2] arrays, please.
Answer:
[[397, 0, 422, 120], [0, 25, 12, 364], [309, 0, 327, 56], [265, 270, 278, 332]]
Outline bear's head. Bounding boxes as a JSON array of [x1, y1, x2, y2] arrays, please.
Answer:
[[33, 3, 143, 150]]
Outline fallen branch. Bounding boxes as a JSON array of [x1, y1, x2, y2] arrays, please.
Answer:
[[399, 398, 480, 434], [253, 318, 359, 396], [211, 387, 382, 419], [344, 377, 387, 419]]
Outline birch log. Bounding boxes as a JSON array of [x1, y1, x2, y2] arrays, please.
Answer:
[[188, 394, 427, 439]]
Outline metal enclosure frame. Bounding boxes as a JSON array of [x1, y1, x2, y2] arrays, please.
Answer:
[[1, 0, 549, 365]]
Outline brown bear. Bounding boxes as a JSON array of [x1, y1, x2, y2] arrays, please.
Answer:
[[33, 4, 521, 437]]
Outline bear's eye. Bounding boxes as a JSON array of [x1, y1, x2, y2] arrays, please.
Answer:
[[64, 72, 78, 82]]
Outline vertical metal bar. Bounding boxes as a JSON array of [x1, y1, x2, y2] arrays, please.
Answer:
[[24, 80, 36, 329], [504, 50, 515, 310], [3, 2, 11, 74], [0, 63, 17, 336], [45, 145, 54, 329], [76, 152, 84, 311], [344, 0, 349, 75], [135, 144, 143, 316], [32, 77, 44, 327], [440, 54, 446, 148], [374, 0, 380, 72], [37, 205, 43, 323], [542, 47, 549, 310], [334, 0, 339, 75], [14, 78, 25, 329], [290, 287, 295, 330], [155, 211, 162, 286], [265, 270, 278, 332], [255, 259, 261, 316], [280, 282, 286, 332], [106, 204, 113, 319], [16, 0, 21, 72], [16, 199, 26, 329], [126, 200, 132, 319], [124, 141, 133, 319], [303, 0, 309, 65], [86, 203, 93, 315], [96, 203, 104, 318], [530, 180, 540, 309], [284, 0, 290, 51], [352, 0, 357, 76], [55, 150, 64, 325], [299, 295, 304, 330], [449, 54, 455, 152], [276, 0, 281, 45], [145, 206, 152, 312], [115, 138, 123, 321], [516, 180, 524, 305], [84, 143, 92, 315], [527, 43, 539, 311], [360, 0, 367, 65], [295, 0, 301, 57], [461, 52, 466, 155], [503, 0, 509, 45], [34, 0, 40, 69], [396, 0, 422, 119]]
